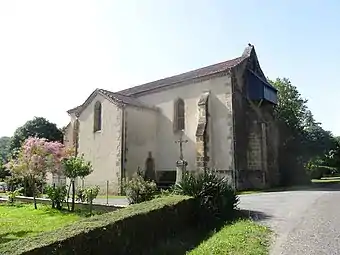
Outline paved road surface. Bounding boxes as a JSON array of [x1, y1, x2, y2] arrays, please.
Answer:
[[240, 187, 340, 255]]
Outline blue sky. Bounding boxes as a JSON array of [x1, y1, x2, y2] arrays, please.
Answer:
[[0, 0, 339, 136]]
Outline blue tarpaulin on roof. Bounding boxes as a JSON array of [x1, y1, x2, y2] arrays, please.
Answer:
[[247, 69, 277, 104]]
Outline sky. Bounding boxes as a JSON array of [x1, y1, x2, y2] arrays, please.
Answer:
[[0, 0, 339, 137]]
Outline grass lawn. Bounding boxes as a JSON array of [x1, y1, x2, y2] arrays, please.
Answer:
[[147, 219, 271, 255], [237, 185, 311, 195], [189, 220, 271, 255], [0, 203, 82, 245], [311, 177, 340, 183]]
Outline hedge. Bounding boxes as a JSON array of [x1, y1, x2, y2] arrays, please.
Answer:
[[0, 195, 197, 255], [310, 165, 337, 179]]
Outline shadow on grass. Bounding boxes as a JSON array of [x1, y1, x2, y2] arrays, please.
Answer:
[[37, 206, 105, 218], [0, 230, 33, 245], [141, 209, 271, 255]]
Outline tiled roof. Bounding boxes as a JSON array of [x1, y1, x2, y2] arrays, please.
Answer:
[[67, 89, 156, 115], [67, 105, 82, 114], [67, 44, 254, 115], [118, 56, 244, 96], [98, 89, 154, 108]]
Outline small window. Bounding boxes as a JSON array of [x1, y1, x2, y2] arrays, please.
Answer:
[[93, 101, 102, 132], [174, 98, 185, 131]]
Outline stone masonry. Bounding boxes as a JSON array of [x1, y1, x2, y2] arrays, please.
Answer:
[[195, 91, 210, 172]]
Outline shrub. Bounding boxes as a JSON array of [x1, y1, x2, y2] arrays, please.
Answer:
[[75, 187, 87, 202], [175, 169, 239, 220], [0, 196, 196, 255], [45, 185, 67, 210], [84, 186, 100, 203], [6, 187, 23, 203], [4, 175, 22, 192], [75, 186, 100, 203], [308, 165, 337, 179], [125, 174, 158, 204]]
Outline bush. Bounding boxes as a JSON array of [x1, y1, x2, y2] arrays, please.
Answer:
[[175, 169, 239, 220], [4, 175, 23, 192], [308, 165, 337, 179], [125, 174, 158, 204], [45, 185, 67, 210], [75, 187, 86, 202], [0, 195, 196, 255], [6, 187, 23, 203], [76, 186, 100, 203]]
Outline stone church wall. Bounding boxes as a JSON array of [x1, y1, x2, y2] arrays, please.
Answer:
[[231, 57, 279, 190], [136, 75, 235, 176], [124, 106, 158, 179], [77, 94, 122, 194]]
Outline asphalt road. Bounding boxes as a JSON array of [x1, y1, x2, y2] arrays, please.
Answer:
[[240, 186, 340, 255]]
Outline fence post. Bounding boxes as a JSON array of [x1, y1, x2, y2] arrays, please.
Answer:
[[106, 180, 109, 206], [89, 189, 93, 215]]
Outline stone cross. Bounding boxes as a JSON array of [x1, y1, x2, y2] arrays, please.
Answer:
[[175, 133, 188, 184], [175, 135, 188, 161]]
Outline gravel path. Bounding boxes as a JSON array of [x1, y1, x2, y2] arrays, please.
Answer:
[[239, 188, 340, 255]]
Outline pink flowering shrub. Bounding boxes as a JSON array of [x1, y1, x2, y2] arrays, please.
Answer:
[[6, 137, 71, 208]]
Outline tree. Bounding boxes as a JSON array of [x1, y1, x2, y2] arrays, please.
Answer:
[[0, 136, 10, 162], [6, 137, 66, 209], [322, 136, 340, 170], [0, 159, 10, 180], [270, 78, 334, 185], [62, 155, 93, 212], [9, 117, 63, 154]]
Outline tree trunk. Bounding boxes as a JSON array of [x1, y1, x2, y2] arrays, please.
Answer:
[[66, 181, 71, 211], [71, 180, 75, 212], [32, 179, 37, 209], [89, 189, 93, 215], [52, 183, 56, 209]]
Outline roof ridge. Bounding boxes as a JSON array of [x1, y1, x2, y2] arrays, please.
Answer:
[[117, 55, 245, 96], [67, 44, 255, 114]]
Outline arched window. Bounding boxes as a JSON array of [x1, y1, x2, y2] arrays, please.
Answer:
[[93, 101, 102, 132], [174, 98, 185, 131]]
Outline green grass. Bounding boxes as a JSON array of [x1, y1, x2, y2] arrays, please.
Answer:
[[0, 203, 82, 245], [0, 195, 192, 254], [147, 219, 271, 255], [311, 177, 340, 183], [237, 185, 311, 195], [188, 220, 271, 255]]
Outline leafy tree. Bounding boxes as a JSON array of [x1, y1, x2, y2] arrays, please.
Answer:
[[6, 137, 66, 209], [322, 136, 340, 170], [0, 159, 10, 180], [62, 155, 93, 211], [270, 78, 334, 185], [0, 136, 10, 162], [9, 117, 63, 154]]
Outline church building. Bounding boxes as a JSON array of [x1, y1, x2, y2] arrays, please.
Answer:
[[63, 44, 279, 194]]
